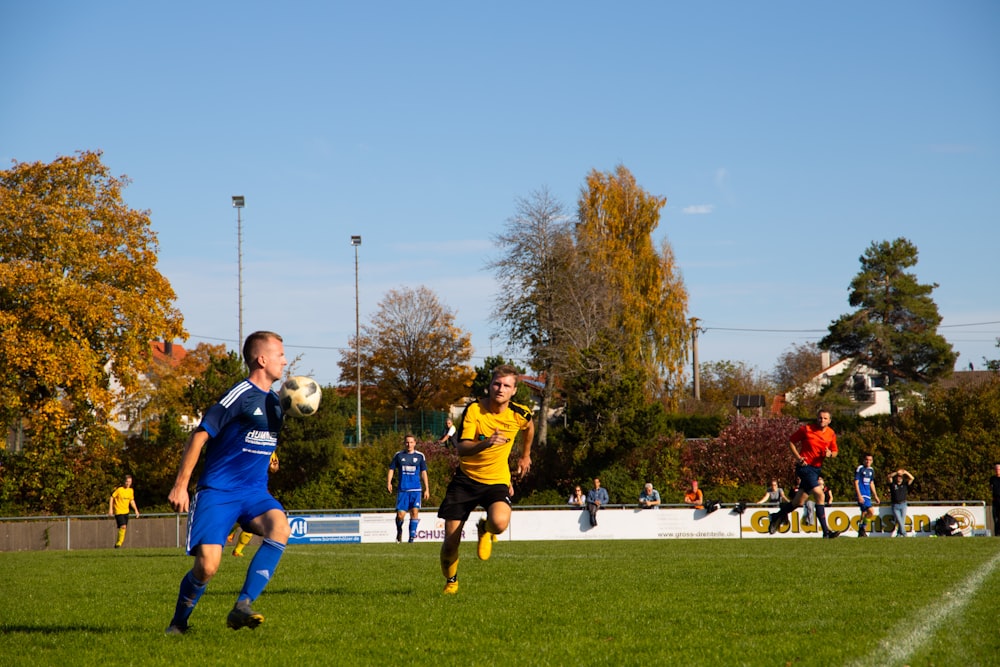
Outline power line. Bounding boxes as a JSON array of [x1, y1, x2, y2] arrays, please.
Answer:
[[939, 320, 1000, 328], [704, 327, 825, 333], [703, 320, 1000, 335]]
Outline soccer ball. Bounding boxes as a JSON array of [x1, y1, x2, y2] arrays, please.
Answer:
[[279, 376, 322, 417]]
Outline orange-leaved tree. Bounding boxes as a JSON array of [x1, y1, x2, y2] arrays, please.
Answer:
[[0, 151, 184, 512], [575, 164, 690, 405], [338, 285, 473, 413]]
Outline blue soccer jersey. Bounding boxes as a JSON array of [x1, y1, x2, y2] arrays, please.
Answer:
[[389, 450, 427, 492], [855, 464, 875, 500], [197, 380, 284, 492]]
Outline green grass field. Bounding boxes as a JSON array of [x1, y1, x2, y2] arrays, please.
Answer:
[[2, 538, 998, 666]]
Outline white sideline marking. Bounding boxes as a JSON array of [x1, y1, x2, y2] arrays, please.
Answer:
[[847, 548, 1000, 667]]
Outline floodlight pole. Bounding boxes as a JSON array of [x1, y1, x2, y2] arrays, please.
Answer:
[[232, 196, 245, 355], [351, 235, 362, 445]]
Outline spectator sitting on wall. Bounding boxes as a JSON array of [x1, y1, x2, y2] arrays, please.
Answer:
[[638, 483, 661, 509], [683, 480, 704, 510]]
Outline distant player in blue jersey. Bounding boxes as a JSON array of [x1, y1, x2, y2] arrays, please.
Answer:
[[166, 331, 290, 635], [854, 453, 880, 537], [387, 434, 430, 543]]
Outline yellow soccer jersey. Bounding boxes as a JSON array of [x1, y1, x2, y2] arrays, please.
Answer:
[[111, 486, 134, 515], [458, 399, 532, 485]]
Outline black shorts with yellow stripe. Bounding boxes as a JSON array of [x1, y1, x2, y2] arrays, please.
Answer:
[[437, 470, 511, 522]]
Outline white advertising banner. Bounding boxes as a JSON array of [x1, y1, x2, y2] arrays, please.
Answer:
[[286, 504, 988, 544]]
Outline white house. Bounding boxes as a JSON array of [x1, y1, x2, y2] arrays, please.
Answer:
[[785, 352, 891, 417]]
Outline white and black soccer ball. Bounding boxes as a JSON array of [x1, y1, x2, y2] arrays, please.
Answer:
[[279, 376, 322, 417]]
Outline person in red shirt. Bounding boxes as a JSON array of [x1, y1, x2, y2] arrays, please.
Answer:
[[769, 409, 841, 539]]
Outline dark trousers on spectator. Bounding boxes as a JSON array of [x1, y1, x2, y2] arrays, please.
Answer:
[[586, 502, 600, 527]]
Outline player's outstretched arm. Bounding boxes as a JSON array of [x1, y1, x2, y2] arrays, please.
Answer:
[[168, 430, 209, 513]]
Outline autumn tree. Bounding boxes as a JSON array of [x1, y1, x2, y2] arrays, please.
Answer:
[[575, 165, 690, 402], [116, 341, 227, 435], [771, 342, 827, 392], [820, 238, 956, 414], [690, 360, 774, 415], [338, 286, 473, 412], [0, 152, 184, 512]]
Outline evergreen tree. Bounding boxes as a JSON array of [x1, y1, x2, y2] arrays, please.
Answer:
[[820, 238, 955, 414]]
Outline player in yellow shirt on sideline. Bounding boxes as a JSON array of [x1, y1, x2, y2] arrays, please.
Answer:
[[108, 475, 140, 548], [437, 364, 534, 594]]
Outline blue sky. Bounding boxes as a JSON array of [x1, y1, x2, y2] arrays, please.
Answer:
[[3, 1, 998, 387]]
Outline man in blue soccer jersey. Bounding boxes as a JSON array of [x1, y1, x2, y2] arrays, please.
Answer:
[[387, 433, 430, 543], [854, 453, 879, 537], [165, 331, 290, 635]]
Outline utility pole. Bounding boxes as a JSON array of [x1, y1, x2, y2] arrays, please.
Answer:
[[690, 317, 701, 400]]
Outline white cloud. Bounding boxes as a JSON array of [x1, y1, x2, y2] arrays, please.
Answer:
[[682, 204, 714, 215]]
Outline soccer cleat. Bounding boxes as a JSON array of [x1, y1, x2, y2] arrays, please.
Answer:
[[476, 518, 493, 560], [442, 578, 459, 595], [226, 601, 264, 630], [165, 624, 188, 635], [408, 537, 414, 543], [824, 530, 842, 539], [232, 549, 244, 557]]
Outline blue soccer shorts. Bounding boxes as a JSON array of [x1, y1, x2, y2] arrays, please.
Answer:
[[186, 487, 284, 555], [396, 490, 422, 512]]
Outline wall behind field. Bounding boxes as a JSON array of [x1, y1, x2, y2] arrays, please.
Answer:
[[2, 503, 989, 552]]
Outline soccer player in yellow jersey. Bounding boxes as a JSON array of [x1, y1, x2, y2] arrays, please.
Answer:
[[438, 364, 534, 594], [108, 475, 140, 548]]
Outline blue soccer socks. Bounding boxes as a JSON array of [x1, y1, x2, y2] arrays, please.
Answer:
[[170, 570, 207, 629], [239, 538, 285, 603]]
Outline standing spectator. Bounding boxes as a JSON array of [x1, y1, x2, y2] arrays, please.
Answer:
[[887, 468, 914, 537], [683, 480, 704, 510], [165, 331, 290, 634], [108, 475, 140, 548], [638, 483, 661, 509], [567, 485, 586, 507], [437, 418, 457, 448], [387, 434, 430, 543], [990, 463, 1000, 537], [585, 478, 609, 526], [854, 453, 880, 537], [756, 480, 790, 507], [437, 365, 534, 594], [769, 408, 841, 539]]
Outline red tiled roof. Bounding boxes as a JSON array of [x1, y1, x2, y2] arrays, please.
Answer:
[[150, 340, 186, 367]]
